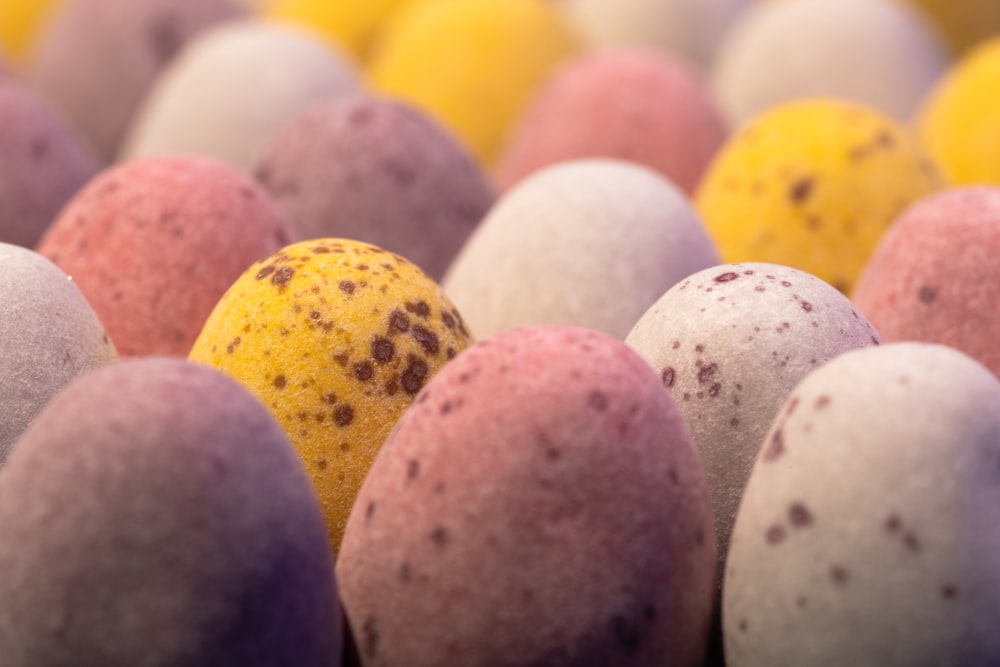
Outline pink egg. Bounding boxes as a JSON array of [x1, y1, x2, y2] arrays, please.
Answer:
[[496, 48, 727, 195], [37, 156, 293, 357], [853, 186, 1000, 377]]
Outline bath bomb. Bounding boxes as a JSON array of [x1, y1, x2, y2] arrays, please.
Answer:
[[853, 187, 1000, 378], [0, 243, 118, 465], [123, 19, 359, 171], [0, 0, 62, 66], [724, 343, 1000, 666], [0, 78, 99, 248], [253, 95, 495, 281], [560, 0, 752, 71], [696, 99, 941, 294], [497, 48, 727, 195], [625, 263, 880, 579], [338, 325, 716, 667], [443, 160, 720, 340], [189, 238, 473, 551], [37, 156, 293, 357], [27, 0, 243, 162], [918, 36, 1000, 185], [905, 0, 1000, 55], [369, 0, 579, 167], [0, 359, 341, 665], [711, 0, 948, 128]]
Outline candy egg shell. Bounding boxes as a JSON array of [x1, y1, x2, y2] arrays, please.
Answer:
[[338, 325, 716, 667], [37, 156, 293, 357], [27, 0, 244, 162], [724, 343, 1000, 665], [189, 238, 473, 551], [253, 94, 495, 281], [696, 99, 941, 293], [0, 358, 341, 665], [443, 159, 720, 340], [0, 243, 118, 465], [122, 19, 359, 171], [625, 262, 880, 579]]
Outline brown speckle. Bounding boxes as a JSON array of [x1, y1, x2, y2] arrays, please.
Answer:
[[831, 566, 850, 586], [411, 324, 440, 355], [322, 393, 337, 405], [406, 301, 431, 318], [272, 375, 286, 390], [226, 337, 241, 354], [401, 356, 429, 395], [339, 280, 356, 295], [407, 459, 420, 480], [730, 417, 740, 429], [441, 312, 456, 329], [765, 524, 786, 545], [789, 177, 815, 204], [918, 285, 937, 304], [815, 395, 831, 410], [366, 501, 376, 521], [399, 562, 412, 583], [738, 619, 748, 633], [697, 362, 718, 384], [789, 503, 813, 528], [371, 337, 394, 363], [430, 526, 449, 547], [316, 459, 328, 470], [256, 265, 275, 281], [334, 404, 355, 427], [353, 361, 374, 382], [903, 531, 922, 552], [695, 344, 705, 354], [362, 616, 379, 659], [763, 429, 785, 462], [389, 309, 410, 333], [715, 271, 739, 283], [709, 382, 722, 397], [588, 391, 608, 411], [333, 352, 349, 367], [801, 301, 813, 312], [941, 584, 958, 600], [662, 367, 676, 388], [271, 266, 294, 290]]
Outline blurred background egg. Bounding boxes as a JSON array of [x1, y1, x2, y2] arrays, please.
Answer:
[[696, 99, 941, 294], [189, 238, 473, 551], [725, 343, 1000, 666], [122, 19, 359, 171], [338, 325, 716, 667], [0, 358, 342, 665], [0, 77, 98, 248], [253, 94, 495, 281], [0, 0, 62, 68], [0, 243, 117, 465], [443, 159, 720, 340], [26, 0, 244, 163], [36, 156, 293, 357], [853, 187, 1000, 378], [496, 48, 728, 196], [904, 0, 1000, 56]]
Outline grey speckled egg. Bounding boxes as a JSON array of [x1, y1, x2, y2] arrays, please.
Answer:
[[0, 243, 117, 465], [724, 343, 1000, 666], [625, 262, 880, 580]]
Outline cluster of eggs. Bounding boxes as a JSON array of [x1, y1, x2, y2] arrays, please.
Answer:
[[3, 0, 1000, 665]]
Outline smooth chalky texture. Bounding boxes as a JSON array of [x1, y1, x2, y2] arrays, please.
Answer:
[[27, 0, 243, 162], [0, 78, 99, 248], [625, 263, 880, 579], [254, 95, 495, 281], [725, 344, 1000, 666], [905, 0, 1000, 55], [0, 359, 342, 666], [123, 20, 358, 171], [369, 0, 579, 167], [0, 243, 117, 465], [853, 187, 1000, 377], [711, 0, 948, 128], [497, 49, 727, 195], [444, 160, 720, 340], [696, 100, 941, 293], [37, 156, 293, 357], [338, 325, 716, 667], [189, 238, 473, 551], [918, 37, 1000, 186]]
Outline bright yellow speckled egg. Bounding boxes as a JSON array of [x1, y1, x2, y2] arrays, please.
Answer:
[[368, 0, 580, 168], [917, 37, 1000, 186], [0, 0, 62, 65], [189, 238, 473, 551], [696, 99, 941, 293]]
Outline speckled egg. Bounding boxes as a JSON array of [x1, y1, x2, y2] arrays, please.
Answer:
[[0, 78, 99, 248], [368, 0, 580, 168], [853, 187, 1000, 378], [27, 0, 243, 162], [252, 94, 495, 281], [917, 36, 1000, 186], [696, 99, 941, 294], [36, 156, 293, 357], [189, 238, 473, 551], [710, 0, 948, 128], [0, 358, 341, 665], [122, 19, 359, 170], [724, 343, 1000, 666], [443, 159, 720, 340], [338, 325, 716, 667], [625, 263, 880, 581], [0, 243, 118, 465]]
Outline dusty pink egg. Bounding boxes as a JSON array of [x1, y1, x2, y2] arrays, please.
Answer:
[[37, 156, 293, 357], [853, 186, 1000, 377], [497, 48, 727, 195]]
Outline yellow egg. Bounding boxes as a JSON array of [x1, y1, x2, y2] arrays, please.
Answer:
[[368, 0, 580, 168], [904, 0, 1000, 55], [0, 0, 63, 65], [918, 37, 1000, 186], [189, 238, 473, 551], [696, 99, 941, 293]]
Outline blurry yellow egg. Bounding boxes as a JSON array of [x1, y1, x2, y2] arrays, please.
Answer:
[[189, 238, 473, 551], [0, 0, 63, 65], [696, 99, 940, 293], [905, 0, 1000, 55], [265, 0, 417, 60]]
